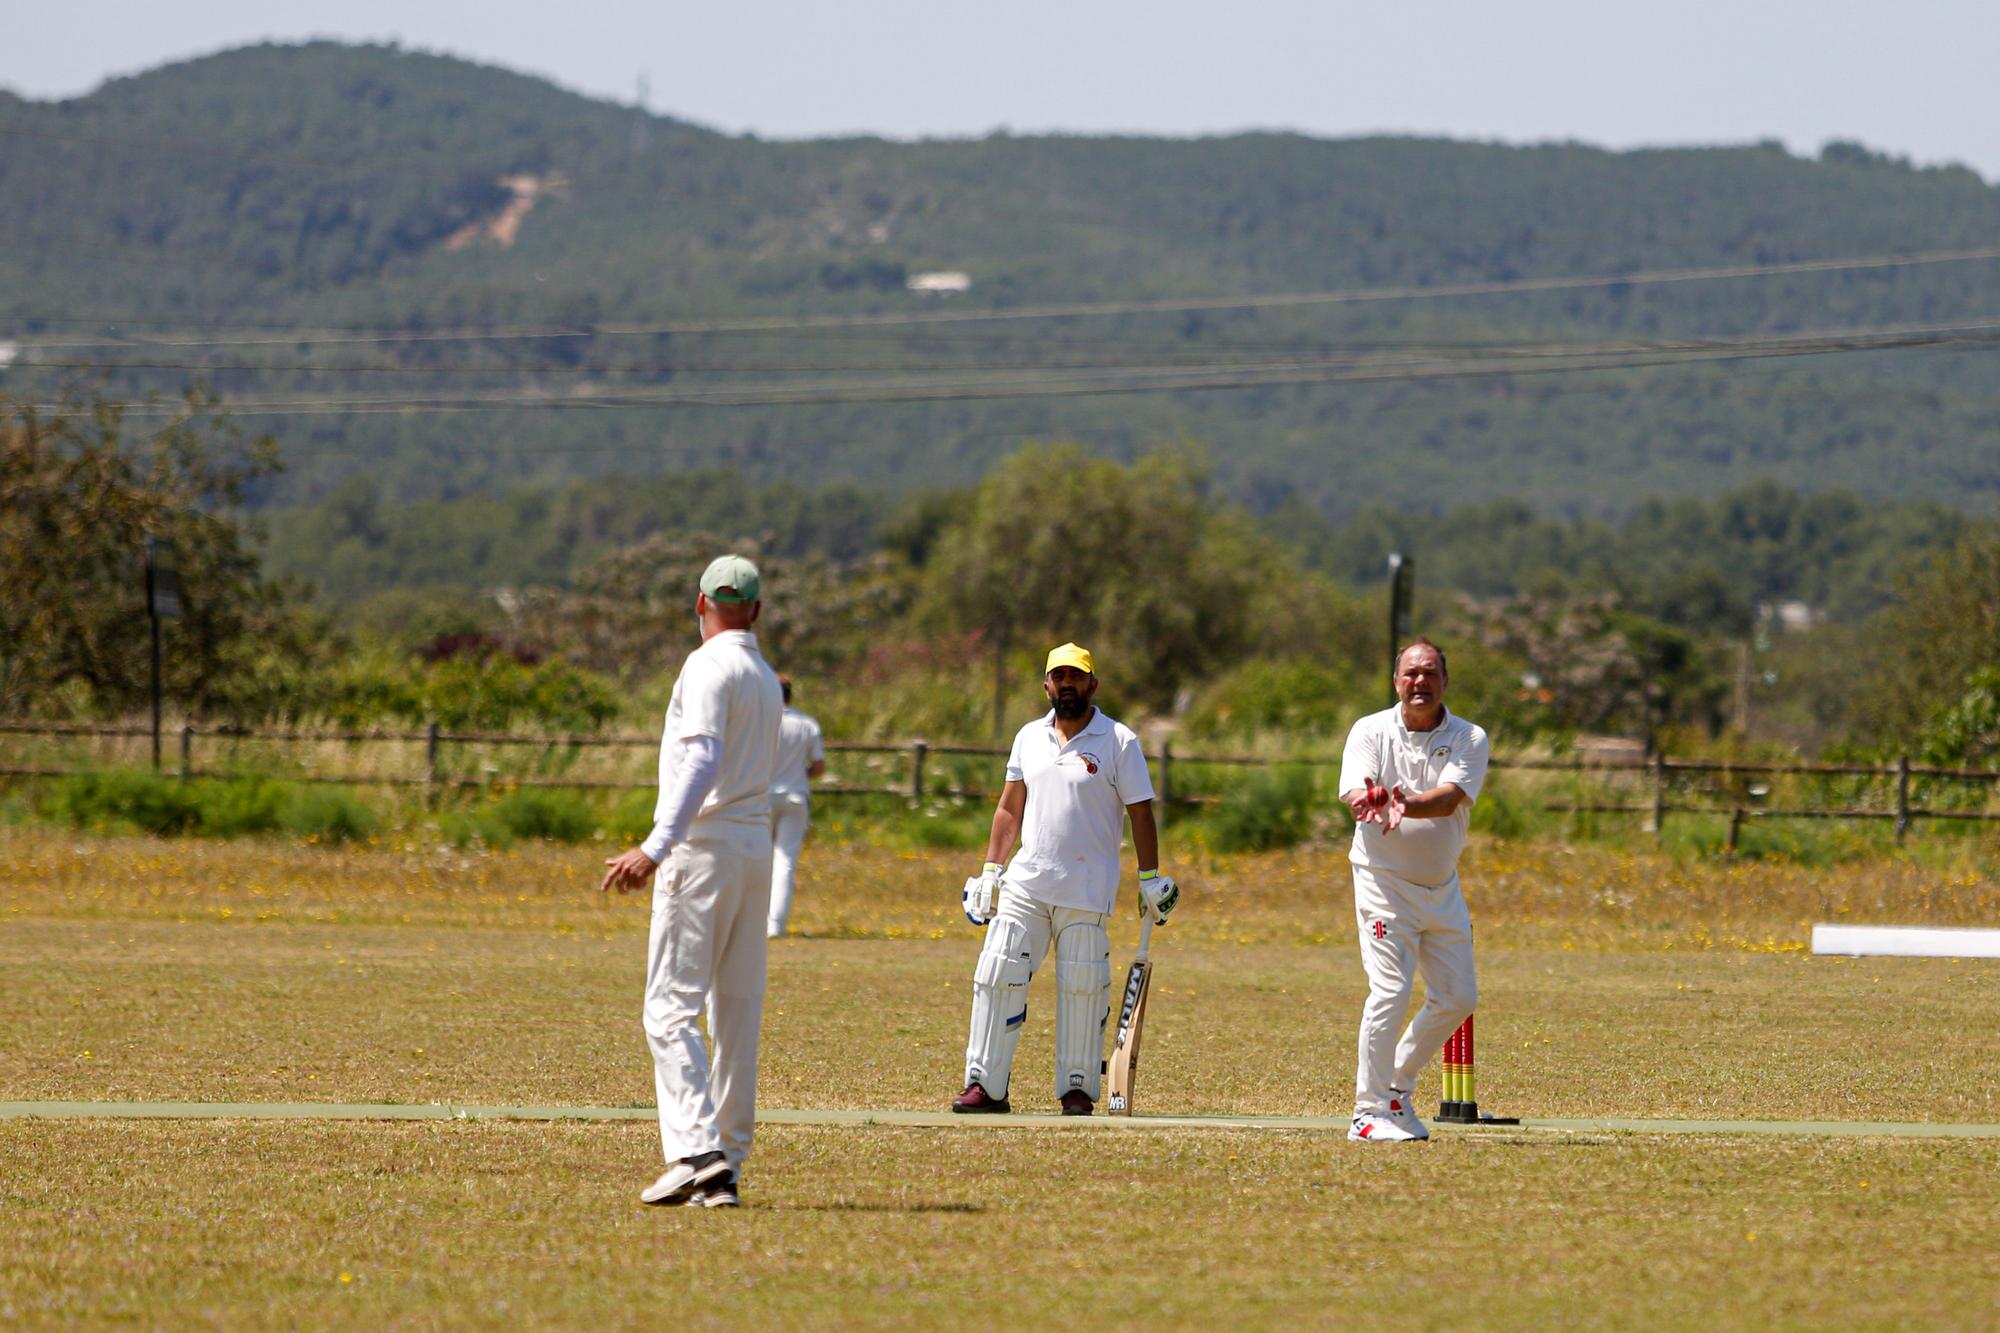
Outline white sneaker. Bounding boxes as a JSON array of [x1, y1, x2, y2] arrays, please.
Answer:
[[1348, 1112, 1418, 1142], [640, 1150, 730, 1206], [1387, 1092, 1430, 1141]]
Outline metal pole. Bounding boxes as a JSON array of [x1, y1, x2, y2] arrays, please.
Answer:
[[1386, 552, 1413, 707], [912, 740, 928, 803], [179, 724, 193, 781], [1386, 552, 1402, 705]]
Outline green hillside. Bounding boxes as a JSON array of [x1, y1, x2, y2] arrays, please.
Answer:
[[3, 40, 2000, 520]]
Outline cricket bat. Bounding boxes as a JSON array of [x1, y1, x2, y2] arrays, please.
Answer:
[[1104, 915, 1155, 1115]]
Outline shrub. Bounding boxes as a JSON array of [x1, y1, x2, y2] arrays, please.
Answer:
[[1183, 658, 1360, 743], [51, 770, 203, 835], [196, 775, 288, 836], [1204, 764, 1321, 853], [438, 808, 506, 850], [1467, 782, 1536, 840], [604, 789, 658, 844], [488, 788, 596, 843], [905, 809, 987, 851], [280, 788, 378, 843]]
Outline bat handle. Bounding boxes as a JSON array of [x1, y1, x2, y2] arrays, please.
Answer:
[[1135, 913, 1154, 962]]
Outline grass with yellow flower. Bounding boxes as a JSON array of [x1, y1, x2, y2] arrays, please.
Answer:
[[1, 826, 1997, 1326]]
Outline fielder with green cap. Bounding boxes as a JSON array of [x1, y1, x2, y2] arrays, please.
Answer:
[[953, 641, 1179, 1116], [600, 553, 783, 1207]]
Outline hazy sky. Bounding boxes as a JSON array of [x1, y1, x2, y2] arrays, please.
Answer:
[[7, 1, 1999, 181]]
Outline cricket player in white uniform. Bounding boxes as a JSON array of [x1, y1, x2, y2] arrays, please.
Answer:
[[766, 674, 827, 938], [1337, 637, 1490, 1143], [600, 554, 783, 1207], [953, 642, 1180, 1116]]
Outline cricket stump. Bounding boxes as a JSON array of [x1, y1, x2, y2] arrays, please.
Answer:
[[1436, 1014, 1478, 1124]]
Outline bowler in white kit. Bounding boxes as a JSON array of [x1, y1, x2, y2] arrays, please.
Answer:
[[599, 554, 783, 1207], [952, 642, 1178, 1116], [1337, 637, 1490, 1143]]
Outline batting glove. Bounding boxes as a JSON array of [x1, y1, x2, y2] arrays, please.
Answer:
[[962, 862, 1003, 925], [1137, 870, 1179, 925]]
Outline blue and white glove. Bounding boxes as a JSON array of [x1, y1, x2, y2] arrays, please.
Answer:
[[962, 862, 1004, 925], [1136, 870, 1179, 925]]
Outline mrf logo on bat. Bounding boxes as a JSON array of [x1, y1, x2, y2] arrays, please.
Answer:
[[1112, 961, 1147, 1047]]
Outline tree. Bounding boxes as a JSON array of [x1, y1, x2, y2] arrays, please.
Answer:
[[512, 533, 910, 682], [1917, 667, 2000, 767], [0, 390, 309, 717], [1452, 591, 1725, 737], [1853, 523, 2000, 744], [917, 444, 1318, 710]]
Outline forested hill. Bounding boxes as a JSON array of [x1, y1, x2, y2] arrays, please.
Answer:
[[4, 40, 2000, 518]]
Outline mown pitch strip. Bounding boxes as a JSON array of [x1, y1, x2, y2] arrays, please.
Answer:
[[4, 1100, 1999, 1139]]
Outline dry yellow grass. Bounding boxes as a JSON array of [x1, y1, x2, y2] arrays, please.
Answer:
[[3, 1121, 1997, 1328], [2, 827, 1998, 1327]]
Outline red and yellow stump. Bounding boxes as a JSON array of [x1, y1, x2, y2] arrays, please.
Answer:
[[1437, 1014, 1478, 1123], [1436, 1013, 1519, 1125]]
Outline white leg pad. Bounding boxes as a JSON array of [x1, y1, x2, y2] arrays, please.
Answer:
[[1052, 912, 1111, 1101], [965, 913, 1036, 1098]]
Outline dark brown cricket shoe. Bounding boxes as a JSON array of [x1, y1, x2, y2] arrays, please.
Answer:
[[1060, 1090, 1094, 1117], [950, 1082, 1010, 1113]]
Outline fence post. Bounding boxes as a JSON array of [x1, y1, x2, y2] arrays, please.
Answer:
[[1895, 754, 1911, 842], [1726, 805, 1744, 857], [1159, 740, 1173, 823], [425, 721, 441, 808], [912, 740, 928, 803], [179, 724, 194, 782], [1647, 750, 1666, 837]]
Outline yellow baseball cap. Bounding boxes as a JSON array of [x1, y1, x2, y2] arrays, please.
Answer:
[[1045, 642, 1094, 675]]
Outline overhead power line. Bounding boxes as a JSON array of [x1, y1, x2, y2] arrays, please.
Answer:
[[9, 245, 2000, 351], [31, 318, 1997, 418]]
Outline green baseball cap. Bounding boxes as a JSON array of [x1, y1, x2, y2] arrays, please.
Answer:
[[699, 554, 761, 604]]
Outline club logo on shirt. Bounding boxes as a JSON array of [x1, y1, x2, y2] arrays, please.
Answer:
[[1433, 746, 1451, 760], [1069, 751, 1102, 775], [1369, 920, 1388, 940]]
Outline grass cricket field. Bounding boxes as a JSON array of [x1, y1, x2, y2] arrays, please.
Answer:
[[3, 828, 1998, 1327]]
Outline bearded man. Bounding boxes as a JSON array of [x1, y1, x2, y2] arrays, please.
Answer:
[[950, 642, 1179, 1117]]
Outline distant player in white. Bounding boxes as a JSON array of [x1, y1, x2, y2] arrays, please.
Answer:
[[953, 642, 1179, 1117], [599, 555, 783, 1207], [766, 674, 826, 938], [1337, 637, 1490, 1143]]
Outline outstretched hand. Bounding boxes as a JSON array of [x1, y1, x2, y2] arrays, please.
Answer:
[[1348, 779, 1407, 833]]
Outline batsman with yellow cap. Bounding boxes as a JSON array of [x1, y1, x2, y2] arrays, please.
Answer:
[[952, 642, 1179, 1116]]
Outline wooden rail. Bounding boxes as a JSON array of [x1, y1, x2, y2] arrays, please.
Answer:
[[3, 720, 1995, 839]]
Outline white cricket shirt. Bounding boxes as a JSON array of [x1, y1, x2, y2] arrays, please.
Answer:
[[1338, 704, 1490, 888], [771, 707, 825, 800], [1001, 707, 1155, 914], [653, 629, 783, 844]]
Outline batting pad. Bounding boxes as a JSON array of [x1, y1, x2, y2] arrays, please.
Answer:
[[1811, 924, 2000, 959], [1053, 920, 1111, 1100]]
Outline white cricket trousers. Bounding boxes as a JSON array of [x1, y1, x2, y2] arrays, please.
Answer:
[[766, 794, 810, 937], [1351, 863, 1478, 1115], [964, 889, 1111, 1102], [644, 831, 773, 1172]]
